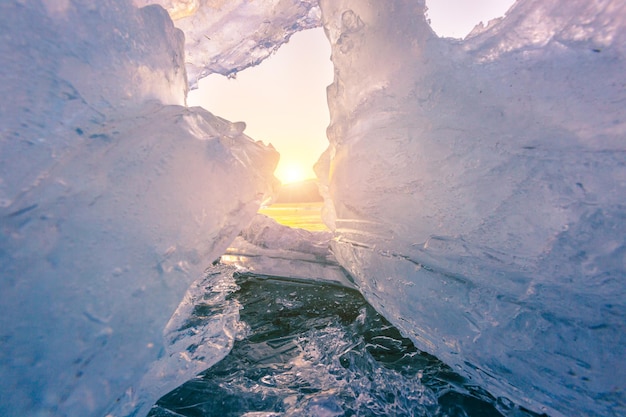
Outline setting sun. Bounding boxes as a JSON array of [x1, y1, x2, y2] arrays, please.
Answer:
[[276, 162, 308, 184], [187, 28, 332, 189]]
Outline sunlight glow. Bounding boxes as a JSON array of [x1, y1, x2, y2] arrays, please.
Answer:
[[276, 163, 308, 184], [187, 28, 333, 182], [187, 4, 515, 184]]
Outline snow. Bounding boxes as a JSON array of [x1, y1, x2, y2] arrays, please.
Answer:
[[1, 0, 625, 416]]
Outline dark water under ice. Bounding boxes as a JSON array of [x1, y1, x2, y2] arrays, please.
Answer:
[[148, 270, 546, 417]]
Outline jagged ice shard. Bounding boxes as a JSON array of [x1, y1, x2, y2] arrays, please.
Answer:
[[318, 1, 626, 416], [0, 0, 624, 417], [0, 1, 280, 416]]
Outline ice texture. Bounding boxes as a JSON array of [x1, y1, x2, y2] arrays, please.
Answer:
[[317, 0, 626, 416], [133, 0, 322, 88], [223, 213, 352, 288], [139, 214, 349, 417], [128, 263, 245, 417], [0, 1, 277, 416], [2, 0, 625, 416]]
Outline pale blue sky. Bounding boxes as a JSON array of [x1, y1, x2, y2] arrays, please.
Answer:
[[188, 0, 515, 183]]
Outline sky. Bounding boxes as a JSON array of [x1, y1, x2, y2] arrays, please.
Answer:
[[187, 29, 333, 184], [426, 0, 515, 39], [187, 0, 515, 184]]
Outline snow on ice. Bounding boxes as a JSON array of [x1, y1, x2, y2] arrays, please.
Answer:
[[0, 0, 624, 416]]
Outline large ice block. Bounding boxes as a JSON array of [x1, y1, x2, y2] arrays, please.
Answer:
[[317, 0, 626, 415], [0, 1, 277, 416], [2, 0, 625, 415]]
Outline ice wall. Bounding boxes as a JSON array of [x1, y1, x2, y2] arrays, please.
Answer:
[[3, 0, 624, 415], [0, 1, 277, 416], [317, 0, 626, 416]]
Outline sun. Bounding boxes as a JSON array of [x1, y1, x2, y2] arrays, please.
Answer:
[[277, 163, 308, 184]]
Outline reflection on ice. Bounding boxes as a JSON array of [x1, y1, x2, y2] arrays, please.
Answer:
[[147, 215, 544, 417], [148, 267, 540, 417]]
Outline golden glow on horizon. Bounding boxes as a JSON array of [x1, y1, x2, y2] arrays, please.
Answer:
[[187, 29, 333, 182], [276, 162, 308, 185], [259, 202, 329, 231]]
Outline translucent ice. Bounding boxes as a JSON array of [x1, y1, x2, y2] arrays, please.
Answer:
[[133, 0, 322, 87], [0, 1, 276, 416], [317, 0, 626, 416], [2, 0, 625, 416]]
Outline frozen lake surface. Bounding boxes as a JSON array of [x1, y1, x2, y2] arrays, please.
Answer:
[[259, 202, 328, 232], [147, 215, 545, 417]]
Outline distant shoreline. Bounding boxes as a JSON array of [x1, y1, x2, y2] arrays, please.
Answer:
[[274, 178, 323, 204], [259, 202, 328, 232]]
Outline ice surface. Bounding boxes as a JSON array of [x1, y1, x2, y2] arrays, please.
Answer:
[[127, 263, 245, 417], [223, 213, 351, 288], [149, 262, 515, 417], [317, 0, 626, 416], [0, 1, 276, 416], [138, 214, 349, 417]]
